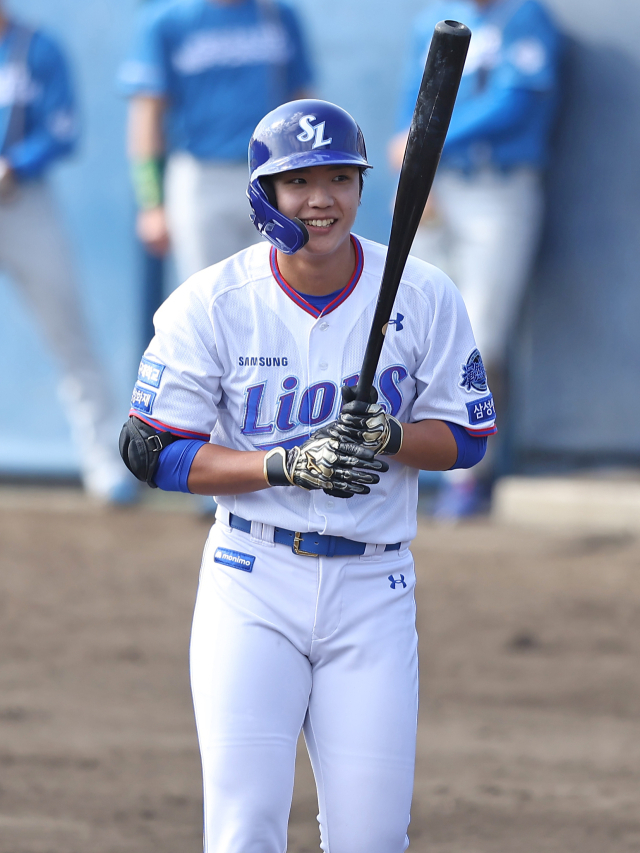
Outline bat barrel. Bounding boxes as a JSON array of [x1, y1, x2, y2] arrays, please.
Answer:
[[355, 20, 471, 402]]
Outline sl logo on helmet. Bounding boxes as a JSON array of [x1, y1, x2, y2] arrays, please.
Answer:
[[297, 115, 332, 149]]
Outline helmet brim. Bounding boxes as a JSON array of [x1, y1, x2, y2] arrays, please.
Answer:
[[251, 149, 372, 182]]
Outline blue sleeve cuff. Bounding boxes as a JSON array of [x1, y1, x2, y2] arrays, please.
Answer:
[[153, 439, 206, 492], [445, 421, 487, 470], [6, 137, 75, 179]]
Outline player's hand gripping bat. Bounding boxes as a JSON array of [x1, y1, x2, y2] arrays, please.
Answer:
[[353, 20, 471, 404]]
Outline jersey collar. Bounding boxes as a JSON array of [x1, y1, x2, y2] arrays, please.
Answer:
[[269, 234, 364, 318]]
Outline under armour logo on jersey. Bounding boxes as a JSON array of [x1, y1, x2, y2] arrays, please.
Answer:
[[388, 574, 407, 589], [296, 115, 332, 149], [388, 313, 405, 331]]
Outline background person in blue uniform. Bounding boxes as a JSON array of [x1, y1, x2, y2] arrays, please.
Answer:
[[389, 0, 562, 516], [0, 3, 135, 503], [120, 0, 314, 286]]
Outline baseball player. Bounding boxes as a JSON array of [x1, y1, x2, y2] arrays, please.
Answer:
[[390, 0, 561, 516], [119, 0, 313, 286], [0, 4, 134, 502], [120, 100, 496, 852]]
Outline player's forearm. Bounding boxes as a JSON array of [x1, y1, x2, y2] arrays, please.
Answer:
[[393, 419, 458, 471], [128, 97, 167, 218], [127, 96, 166, 159], [187, 443, 270, 496], [0, 157, 15, 198]]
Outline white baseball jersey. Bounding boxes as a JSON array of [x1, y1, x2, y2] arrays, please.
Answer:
[[130, 234, 496, 543]]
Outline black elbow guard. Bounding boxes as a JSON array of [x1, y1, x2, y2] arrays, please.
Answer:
[[119, 416, 181, 488]]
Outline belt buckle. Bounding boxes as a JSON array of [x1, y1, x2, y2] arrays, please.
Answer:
[[292, 531, 317, 557]]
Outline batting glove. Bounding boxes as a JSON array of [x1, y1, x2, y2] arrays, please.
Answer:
[[264, 432, 388, 498], [332, 386, 403, 456]]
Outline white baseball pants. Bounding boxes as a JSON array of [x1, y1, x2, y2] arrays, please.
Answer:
[[165, 153, 262, 284], [190, 518, 419, 853], [411, 166, 544, 368], [0, 181, 128, 496]]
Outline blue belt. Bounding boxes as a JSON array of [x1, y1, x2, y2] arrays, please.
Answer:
[[228, 513, 401, 558]]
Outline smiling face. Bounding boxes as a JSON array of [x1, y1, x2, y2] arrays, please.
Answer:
[[271, 164, 361, 258]]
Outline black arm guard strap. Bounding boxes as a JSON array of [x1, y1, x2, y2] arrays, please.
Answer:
[[119, 416, 182, 488]]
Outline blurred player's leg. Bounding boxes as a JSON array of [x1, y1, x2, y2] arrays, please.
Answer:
[[0, 182, 134, 501], [165, 154, 261, 284], [409, 194, 453, 280], [435, 166, 544, 368], [412, 167, 543, 516], [165, 154, 261, 515], [140, 246, 164, 353]]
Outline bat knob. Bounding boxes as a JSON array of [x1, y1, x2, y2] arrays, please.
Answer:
[[438, 20, 472, 39]]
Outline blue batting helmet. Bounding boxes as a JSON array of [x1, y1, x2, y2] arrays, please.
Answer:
[[247, 99, 372, 254]]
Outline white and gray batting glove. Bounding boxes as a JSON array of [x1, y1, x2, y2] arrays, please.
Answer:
[[331, 386, 403, 456], [264, 431, 389, 498]]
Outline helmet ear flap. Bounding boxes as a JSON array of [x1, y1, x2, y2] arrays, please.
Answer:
[[255, 178, 309, 245], [247, 180, 309, 254]]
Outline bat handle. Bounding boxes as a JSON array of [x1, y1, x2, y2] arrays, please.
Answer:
[[355, 328, 386, 402]]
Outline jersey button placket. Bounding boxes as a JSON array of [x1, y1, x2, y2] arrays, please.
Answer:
[[315, 322, 331, 375], [308, 318, 340, 518]]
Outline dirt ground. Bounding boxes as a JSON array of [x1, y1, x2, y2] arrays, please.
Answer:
[[1, 491, 639, 853]]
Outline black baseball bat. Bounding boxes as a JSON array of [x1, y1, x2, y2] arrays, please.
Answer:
[[354, 20, 471, 402]]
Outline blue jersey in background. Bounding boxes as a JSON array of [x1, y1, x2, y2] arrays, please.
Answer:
[[0, 22, 77, 179], [119, 0, 313, 162], [398, 0, 562, 171]]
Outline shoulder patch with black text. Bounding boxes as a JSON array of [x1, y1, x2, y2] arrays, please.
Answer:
[[460, 348, 488, 392]]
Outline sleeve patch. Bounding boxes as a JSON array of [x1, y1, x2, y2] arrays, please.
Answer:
[[138, 357, 165, 388], [466, 394, 495, 426], [460, 348, 488, 392], [131, 384, 157, 415]]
